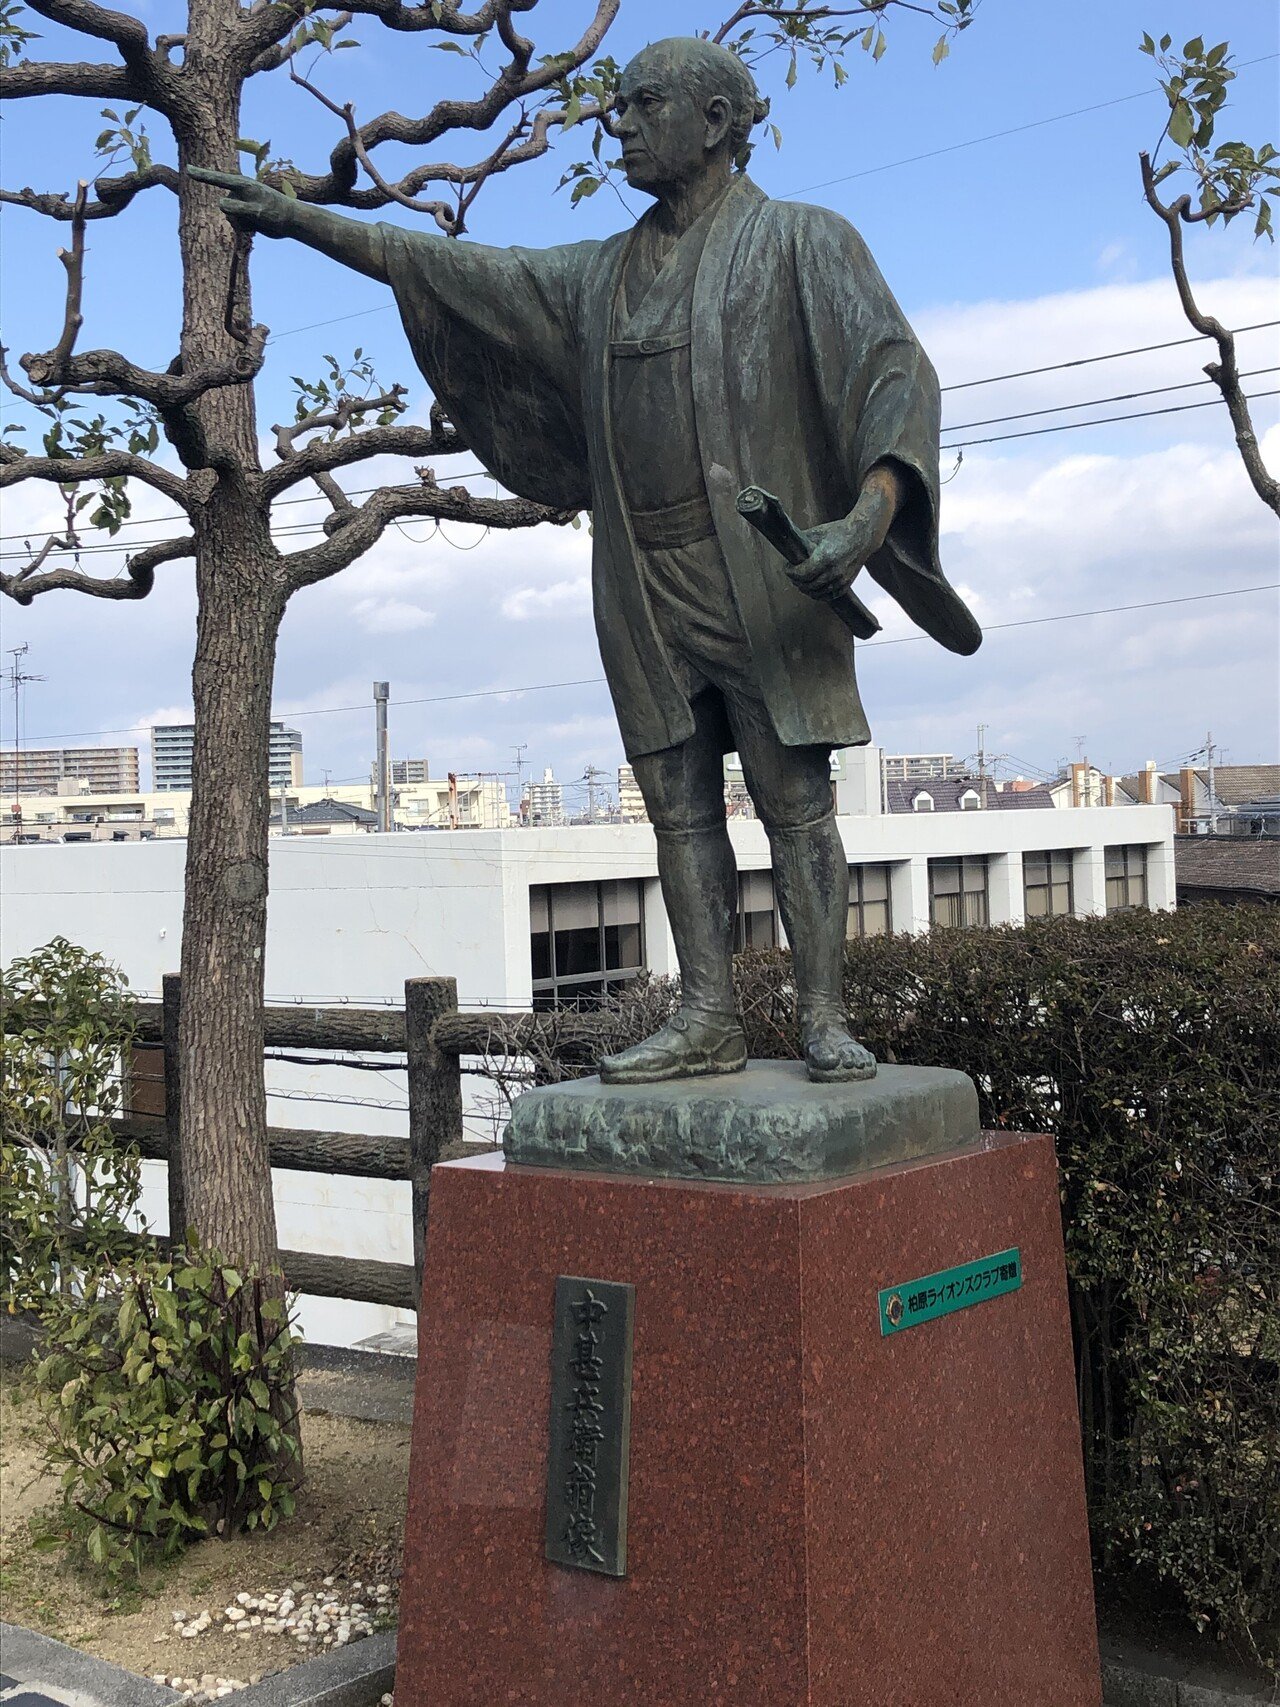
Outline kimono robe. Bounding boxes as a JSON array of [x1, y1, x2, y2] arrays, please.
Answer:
[[380, 174, 980, 761]]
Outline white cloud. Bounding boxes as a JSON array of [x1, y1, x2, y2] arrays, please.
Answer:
[[351, 597, 436, 634], [500, 575, 592, 621]]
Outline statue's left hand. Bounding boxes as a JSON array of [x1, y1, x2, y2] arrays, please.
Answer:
[[791, 464, 903, 603]]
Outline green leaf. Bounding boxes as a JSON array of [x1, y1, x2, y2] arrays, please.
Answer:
[[932, 34, 950, 65], [1169, 100, 1195, 149], [786, 49, 797, 88]]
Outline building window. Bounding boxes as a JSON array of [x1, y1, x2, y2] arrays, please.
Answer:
[[531, 880, 646, 1009], [847, 864, 892, 938], [1105, 844, 1149, 912], [1025, 850, 1074, 918], [929, 856, 989, 928], [736, 870, 778, 951], [912, 791, 935, 812]]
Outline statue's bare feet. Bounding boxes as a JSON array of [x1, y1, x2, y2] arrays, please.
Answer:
[[598, 1008, 748, 1085], [800, 1011, 877, 1083]]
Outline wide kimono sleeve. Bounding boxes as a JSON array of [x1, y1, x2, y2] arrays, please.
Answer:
[[791, 207, 981, 656], [380, 224, 597, 512]]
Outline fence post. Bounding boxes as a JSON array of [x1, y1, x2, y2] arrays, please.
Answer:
[[405, 976, 463, 1304], [161, 973, 186, 1248]]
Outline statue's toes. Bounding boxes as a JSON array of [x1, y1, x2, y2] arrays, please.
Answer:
[[804, 1026, 877, 1084]]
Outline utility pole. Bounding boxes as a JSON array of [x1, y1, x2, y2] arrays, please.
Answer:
[[976, 723, 987, 805], [584, 764, 606, 825], [6, 644, 45, 804], [1205, 731, 1219, 833], [278, 783, 290, 836], [512, 743, 528, 820], [374, 682, 391, 833]]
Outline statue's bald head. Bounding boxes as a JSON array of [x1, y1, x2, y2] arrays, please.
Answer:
[[625, 39, 767, 156], [617, 37, 769, 170]]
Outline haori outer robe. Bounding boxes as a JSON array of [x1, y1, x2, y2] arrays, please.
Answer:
[[380, 174, 981, 762]]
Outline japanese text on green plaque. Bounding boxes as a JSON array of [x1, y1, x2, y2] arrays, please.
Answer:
[[879, 1248, 1022, 1336]]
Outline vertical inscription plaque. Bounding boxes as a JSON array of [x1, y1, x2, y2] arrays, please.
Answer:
[[545, 1275, 634, 1577]]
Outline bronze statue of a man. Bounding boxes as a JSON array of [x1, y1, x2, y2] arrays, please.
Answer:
[[194, 36, 980, 1087]]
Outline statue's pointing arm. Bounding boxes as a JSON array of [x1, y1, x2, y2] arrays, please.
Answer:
[[187, 169, 391, 283], [188, 168, 591, 509], [186, 169, 583, 368]]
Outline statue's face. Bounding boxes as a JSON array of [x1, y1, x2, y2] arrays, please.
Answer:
[[614, 49, 726, 194]]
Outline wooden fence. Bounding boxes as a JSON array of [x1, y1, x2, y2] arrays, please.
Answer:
[[109, 975, 611, 1313]]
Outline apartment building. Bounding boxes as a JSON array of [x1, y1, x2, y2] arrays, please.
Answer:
[[1, 745, 139, 795], [152, 722, 303, 791]]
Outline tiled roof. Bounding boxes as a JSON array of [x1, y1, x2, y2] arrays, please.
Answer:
[[1174, 835, 1280, 898], [886, 777, 1053, 813], [1160, 765, 1280, 805], [269, 797, 378, 826]]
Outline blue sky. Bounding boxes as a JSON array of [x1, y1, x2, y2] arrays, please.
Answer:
[[2, 0, 1277, 804]]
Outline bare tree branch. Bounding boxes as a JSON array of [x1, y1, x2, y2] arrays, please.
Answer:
[[239, 0, 539, 66], [25, 0, 149, 58], [274, 0, 619, 205], [1141, 150, 1280, 517], [0, 448, 191, 507], [1, 533, 192, 605], [0, 59, 139, 99], [711, 0, 940, 39], [260, 419, 464, 499], [0, 166, 180, 220], [247, 13, 352, 76], [282, 477, 571, 591], [48, 182, 90, 377], [15, 329, 268, 411], [268, 382, 412, 518]]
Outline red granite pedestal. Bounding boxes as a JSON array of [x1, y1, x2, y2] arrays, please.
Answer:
[[396, 1135, 1101, 1707]]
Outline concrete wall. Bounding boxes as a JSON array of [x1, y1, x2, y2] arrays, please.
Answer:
[[0, 803, 1174, 1347]]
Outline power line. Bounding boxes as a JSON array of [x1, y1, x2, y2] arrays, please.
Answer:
[[942, 386, 1280, 449], [19, 583, 1277, 747], [867, 582, 1279, 647], [944, 366, 1279, 433], [941, 319, 1279, 394], [778, 54, 1280, 202]]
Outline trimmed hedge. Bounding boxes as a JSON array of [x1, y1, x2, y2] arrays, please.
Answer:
[[587, 905, 1280, 1662]]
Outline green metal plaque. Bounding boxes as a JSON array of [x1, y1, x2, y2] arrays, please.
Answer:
[[879, 1248, 1022, 1337], [545, 1276, 634, 1578]]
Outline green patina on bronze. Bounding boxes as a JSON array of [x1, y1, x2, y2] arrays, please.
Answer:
[[505, 1061, 982, 1184], [192, 36, 981, 1110]]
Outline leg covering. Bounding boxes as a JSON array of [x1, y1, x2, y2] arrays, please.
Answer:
[[655, 825, 738, 1019], [766, 811, 849, 1022]]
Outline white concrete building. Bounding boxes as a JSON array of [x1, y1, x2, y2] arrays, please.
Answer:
[[0, 776, 1175, 1351]]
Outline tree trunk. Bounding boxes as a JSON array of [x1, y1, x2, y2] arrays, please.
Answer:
[[172, 3, 285, 1278], [178, 553, 283, 1266]]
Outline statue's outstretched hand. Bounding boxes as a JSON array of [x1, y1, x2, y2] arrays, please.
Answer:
[[187, 167, 294, 238]]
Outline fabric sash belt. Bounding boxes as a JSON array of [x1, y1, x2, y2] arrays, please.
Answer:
[[629, 493, 717, 551]]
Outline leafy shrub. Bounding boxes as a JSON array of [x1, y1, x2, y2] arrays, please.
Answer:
[[580, 906, 1280, 1662], [1, 936, 142, 1310], [33, 1253, 302, 1575], [4, 936, 303, 1575]]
